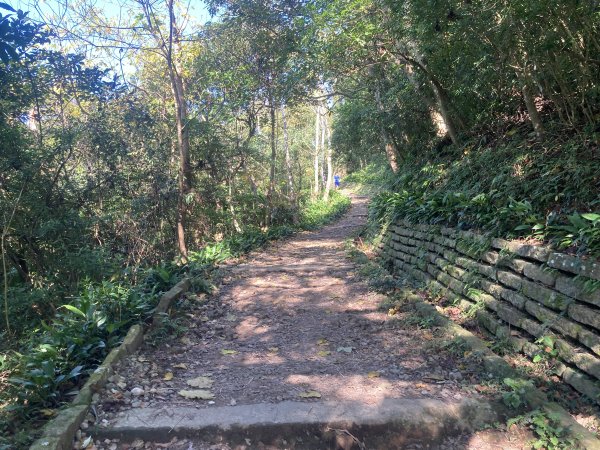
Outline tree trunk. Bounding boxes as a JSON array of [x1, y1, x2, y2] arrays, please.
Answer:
[[403, 64, 448, 138], [169, 69, 191, 259], [227, 176, 242, 233], [323, 112, 333, 201], [313, 104, 320, 197], [429, 80, 460, 145], [265, 99, 277, 227], [281, 105, 298, 223], [320, 113, 326, 187], [388, 43, 462, 145], [151, 0, 191, 260], [521, 81, 545, 140], [370, 67, 401, 172]]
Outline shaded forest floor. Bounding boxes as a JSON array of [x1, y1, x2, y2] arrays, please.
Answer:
[[86, 191, 540, 449]]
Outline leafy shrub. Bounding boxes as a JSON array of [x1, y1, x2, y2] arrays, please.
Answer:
[[299, 191, 351, 229], [188, 191, 350, 265], [6, 281, 158, 416]]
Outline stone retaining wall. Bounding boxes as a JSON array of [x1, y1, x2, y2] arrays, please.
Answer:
[[378, 220, 600, 403]]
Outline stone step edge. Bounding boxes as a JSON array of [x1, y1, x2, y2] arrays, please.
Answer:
[[91, 397, 504, 447]]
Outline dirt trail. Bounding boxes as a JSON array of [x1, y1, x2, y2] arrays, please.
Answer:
[[91, 192, 531, 449]]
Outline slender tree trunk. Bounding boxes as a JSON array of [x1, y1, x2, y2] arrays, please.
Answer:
[[227, 176, 242, 233], [296, 156, 303, 196], [144, 0, 192, 259], [169, 68, 191, 259], [281, 105, 298, 223], [323, 112, 333, 201], [429, 80, 460, 145], [403, 64, 448, 138], [320, 113, 326, 186], [511, 50, 545, 140], [388, 43, 462, 145], [265, 99, 277, 227], [369, 67, 401, 172], [521, 81, 545, 140], [313, 104, 320, 197]]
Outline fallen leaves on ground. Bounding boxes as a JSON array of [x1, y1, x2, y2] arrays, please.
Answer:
[[299, 390, 321, 398], [268, 347, 279, 353], [367, 371, 380, 378], [317, 338, 328, 346], [317, 350, 331, 357], [178, 389, 215, 400], [221, 349, 238, 356], [80, 436, 93, 449], [163, 372, 174, 381], [186, 376, 213, 388], [173, 363, 187, 369]]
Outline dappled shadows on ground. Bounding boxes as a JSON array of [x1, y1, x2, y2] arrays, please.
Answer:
[[94, 194, 533, 449]]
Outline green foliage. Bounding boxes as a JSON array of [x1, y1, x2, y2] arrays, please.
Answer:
[[533, 335, 559, 364], [5, 281, 158, 415], [544, 213, 600, 255], [368, 135, 600, 257], [299, 191, 351, 230], [490, 335, 514, 357], [344, 159, 393, 186], [507, 409, 577, 450], [188, 191, 350, 265], [502, 377, 534, 410], [440, 337, 469, 357], [145, 313, 188, 347]]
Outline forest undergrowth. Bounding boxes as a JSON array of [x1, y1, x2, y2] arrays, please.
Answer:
[[358, 126, 600, 259]]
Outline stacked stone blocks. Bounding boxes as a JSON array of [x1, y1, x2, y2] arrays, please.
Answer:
[[378, 220, 600, 402]]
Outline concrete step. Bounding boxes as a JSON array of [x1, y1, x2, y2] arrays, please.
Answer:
[[92, 397, 503, 449]]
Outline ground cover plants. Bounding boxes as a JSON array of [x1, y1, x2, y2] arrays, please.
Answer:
[[356, 129, 600, 258]]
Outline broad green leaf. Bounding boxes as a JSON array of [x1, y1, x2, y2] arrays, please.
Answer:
[[0, 3, 16, 12], [60, 304, 86, 318], [581, 213, 600, 222]]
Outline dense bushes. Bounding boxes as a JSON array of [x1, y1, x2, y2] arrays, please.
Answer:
[[189, 190, 351, 264]]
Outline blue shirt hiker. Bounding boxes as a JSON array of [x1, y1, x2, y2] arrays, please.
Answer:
[[334, 174, 341, 188]]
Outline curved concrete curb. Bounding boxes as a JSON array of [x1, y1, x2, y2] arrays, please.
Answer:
[[410, 296, 600, 450], [92, 397, 503, 448], [30, 278, 192, 450]]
